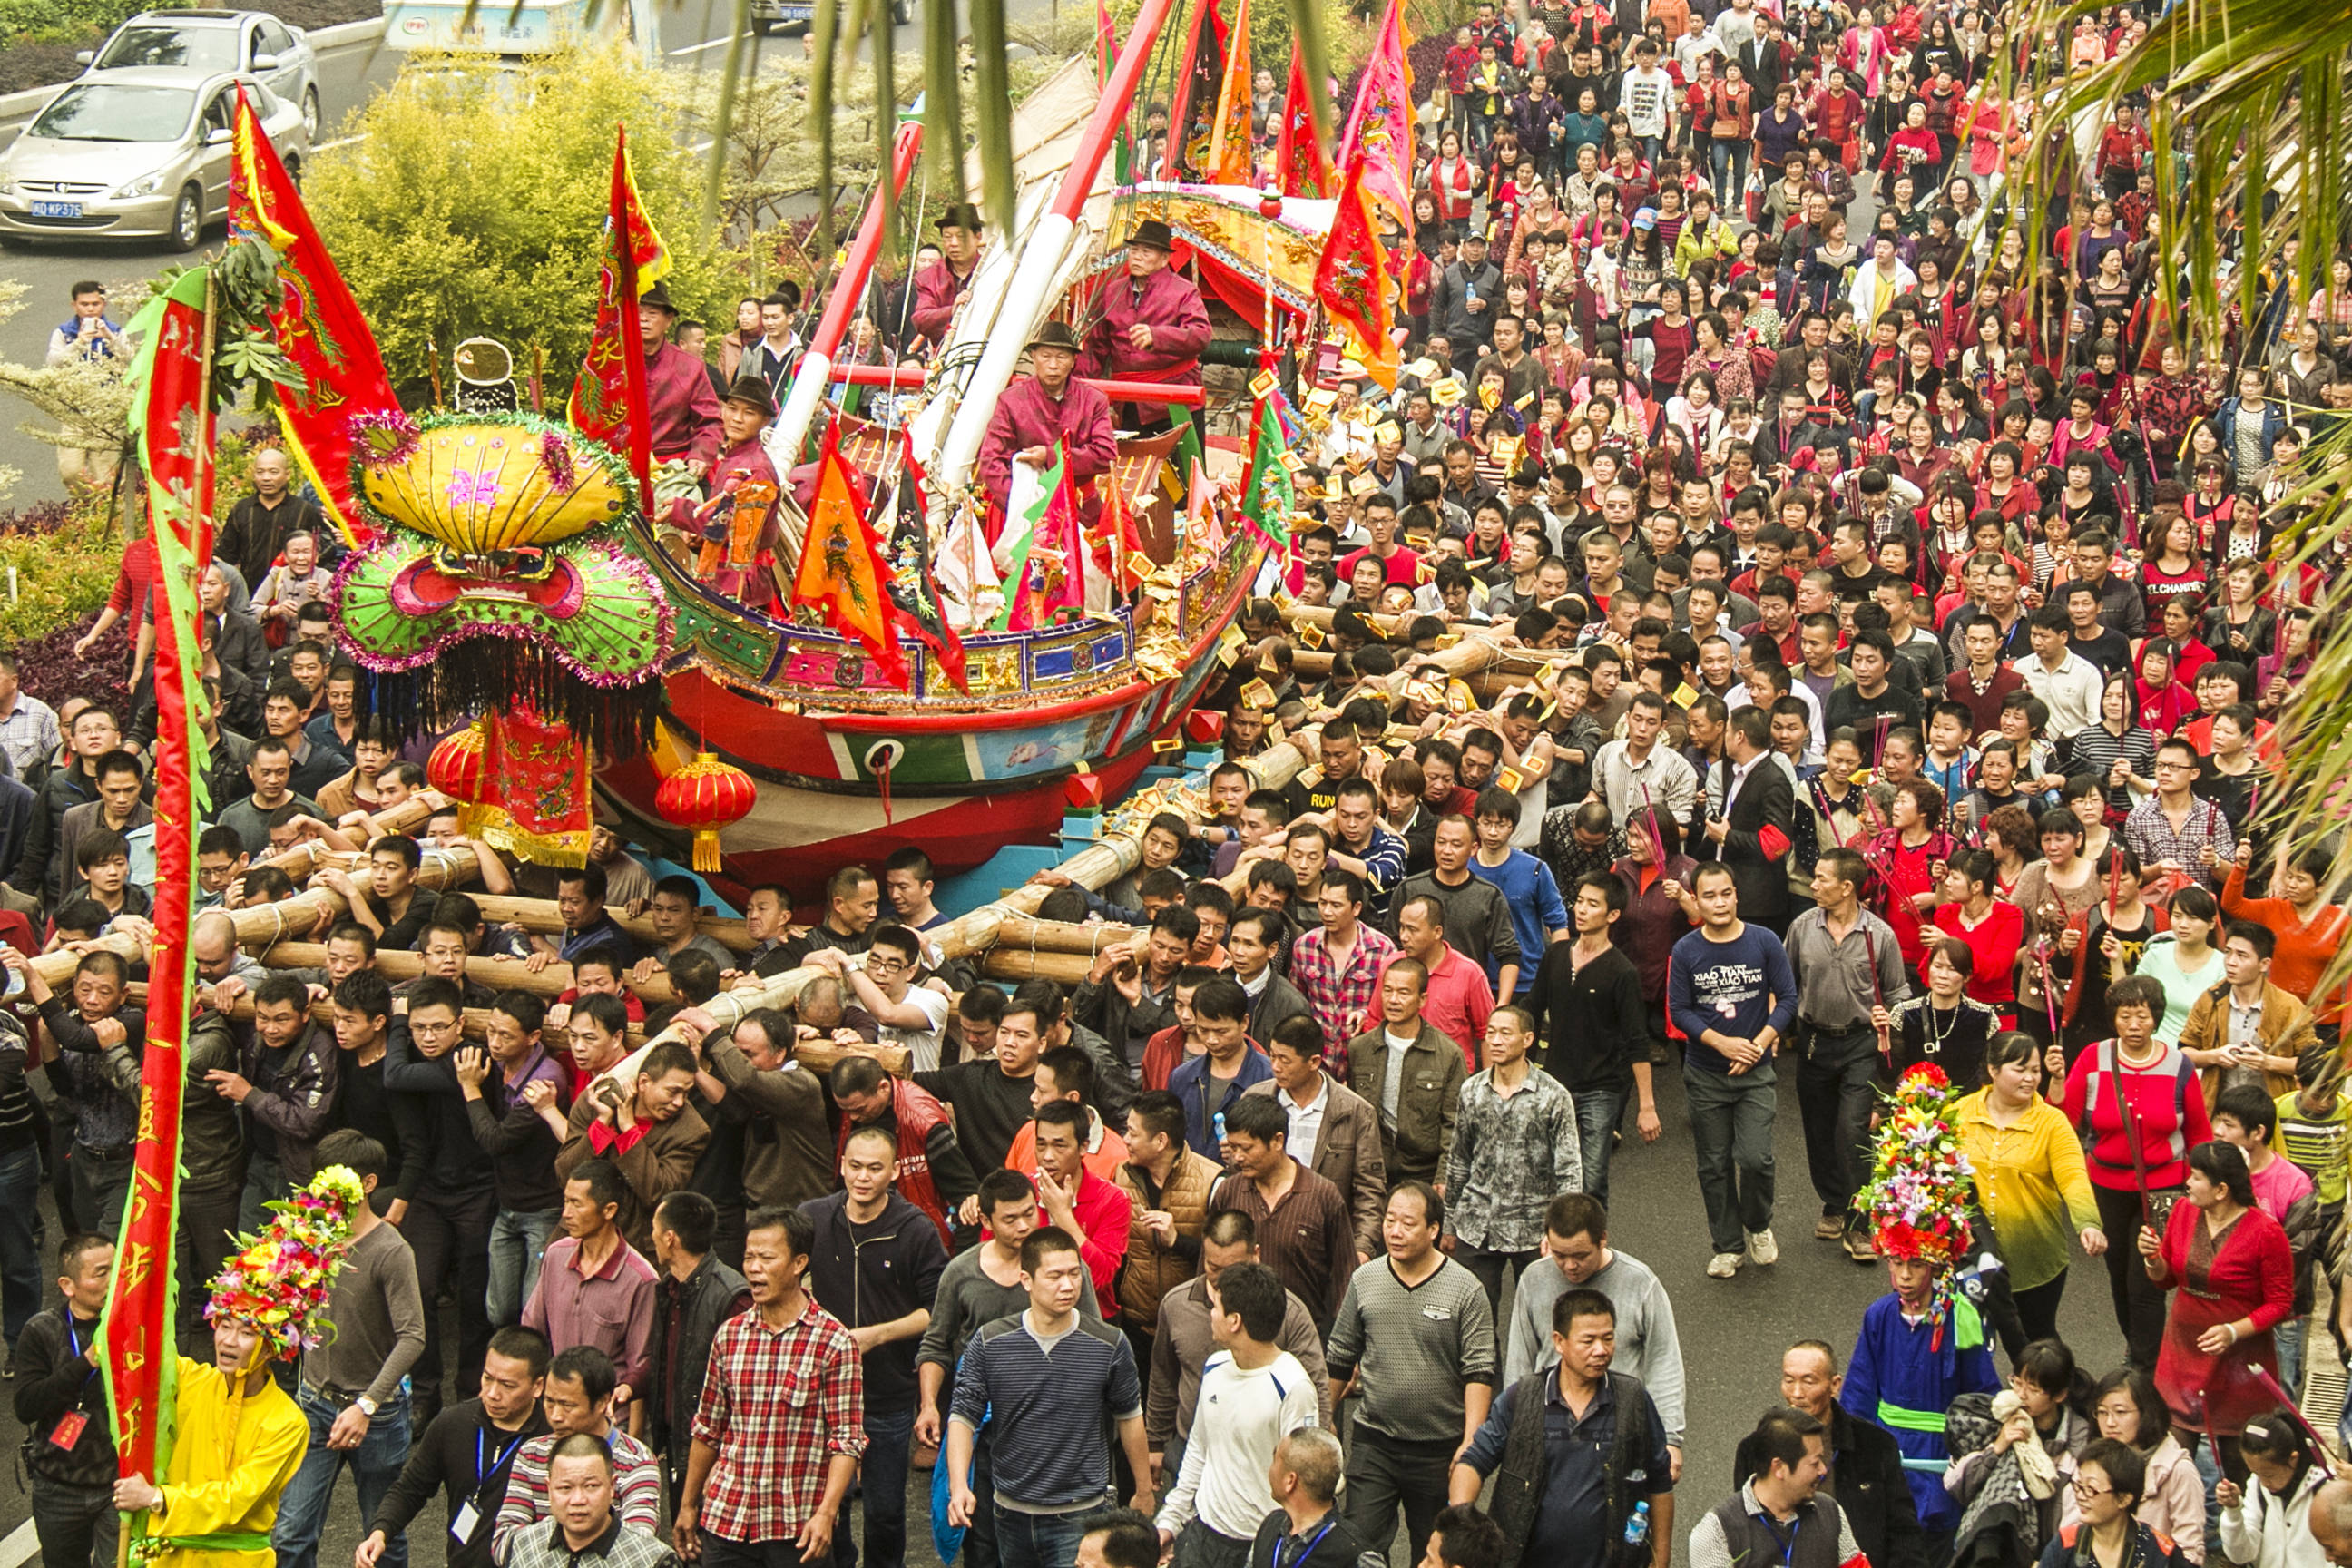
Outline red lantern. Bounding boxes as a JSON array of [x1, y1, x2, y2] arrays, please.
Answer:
[[657, 752, 757, 874], [427, 722, 488, 829]]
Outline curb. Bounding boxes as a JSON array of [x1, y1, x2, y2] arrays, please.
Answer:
[[0, 15, 387, 126]]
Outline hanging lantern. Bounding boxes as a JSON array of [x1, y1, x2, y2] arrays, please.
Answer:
[[657, 752, 757, 874], [427, 721, 488, 833]]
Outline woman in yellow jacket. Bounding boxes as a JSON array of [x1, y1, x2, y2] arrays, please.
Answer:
[[1952, 1030, 2108, 1349]]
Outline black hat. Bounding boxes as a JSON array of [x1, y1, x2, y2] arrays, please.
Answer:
[[1128, 219, 1175, 252], [721, 377, 779, 418], [641, 280, 679, 315], [1027, 320, 1081, 354], [936, 202, 984, 231]]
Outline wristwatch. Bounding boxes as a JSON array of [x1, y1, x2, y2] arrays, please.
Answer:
[[355, 1396, 379, 1417]]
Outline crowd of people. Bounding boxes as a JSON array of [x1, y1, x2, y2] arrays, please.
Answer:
[[9, 0, 2352, 1562]]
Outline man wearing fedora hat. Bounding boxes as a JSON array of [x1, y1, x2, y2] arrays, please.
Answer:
[[976, 320, 1119, 523], [664, 378, 785, 608], [637, 279, 724, 479], [911, 203, 985, 352], [1078, 218, 1211, 433]]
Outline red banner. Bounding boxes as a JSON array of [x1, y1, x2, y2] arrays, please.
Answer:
[[104, 265, 214, 1505], [482, 710, 593, 867], [569, 127, 670, 499], [230, 84, 395, 549], [1276, 45, 1332, 198], [1206, 0, 1254, 184], [1314, 165, 1396, 388]]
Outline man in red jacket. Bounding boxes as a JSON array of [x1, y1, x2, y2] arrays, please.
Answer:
[[1080, 219, 1212, 435], [909, 202, 985, 353]]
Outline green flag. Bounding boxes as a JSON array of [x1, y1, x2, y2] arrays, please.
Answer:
[[1238, 396, 1291, 548], [994, 442, 1064, 630]]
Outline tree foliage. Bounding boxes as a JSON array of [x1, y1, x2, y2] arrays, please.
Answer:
[[303, 45, 750, 407]]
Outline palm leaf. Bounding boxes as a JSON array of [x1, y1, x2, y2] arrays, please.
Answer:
[[811, 0, 844, 255], [922, 0, 968, 209], [969, 0, 1017, 237]]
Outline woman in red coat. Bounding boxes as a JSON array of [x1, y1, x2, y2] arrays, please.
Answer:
[[2137, 1139, 2293, 1481], [1935, 848, 2026, 1024]]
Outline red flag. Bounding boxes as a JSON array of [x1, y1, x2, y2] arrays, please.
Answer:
[[1099, 469, 1150, 595], [1275, 45, 1333, 197], [1167, 0, 1230, 178], [1334, 0, 1416, 235], [795, 418, 908, 687], [106, 263, 213, 1524], [1031, 460, 1095, 619], [230, 85, 393, 548], [1314, 164, 1397, 388], [894, 449, 970, 693], [1206, 0, 1255, 184], [569, 126, 670, 498]]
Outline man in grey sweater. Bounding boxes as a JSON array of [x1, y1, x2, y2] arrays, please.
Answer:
[[1503, 1193, 1687, 1476], [1324, 1181, 1497, 1564], [270, 1130, 427, 1568]]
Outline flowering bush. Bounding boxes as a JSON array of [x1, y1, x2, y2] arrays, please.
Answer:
[[1856, 1062, 1977, 1265], [0, 499, 126, 671]]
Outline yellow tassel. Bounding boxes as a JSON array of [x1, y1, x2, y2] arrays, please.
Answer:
[[693, 828, 722, 875]]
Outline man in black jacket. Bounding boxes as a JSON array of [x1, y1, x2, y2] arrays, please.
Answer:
[[801, 1126, 951, 1568], [213, 446, 331, 589], [13, 1231, 117, 1568], [646, 1191, 750, 1501], [6, 701, 115, 904], [1429, 229, 1504, 363], [1701, 708, 1797, 936], [200, 564, 271, 690], [1731, 1341, 1924, 1568], [356, 1324, 553, 1568]]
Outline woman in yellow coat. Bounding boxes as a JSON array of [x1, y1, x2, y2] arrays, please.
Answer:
[[1950, 1030, 2107, 1351], [112, 1167, 363, 1568]]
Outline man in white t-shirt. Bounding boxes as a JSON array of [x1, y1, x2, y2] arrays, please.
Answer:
[[1153, 1260, 1321, 1565], [1619, 39, 1676, 164], [808, 923, 950, 1071]]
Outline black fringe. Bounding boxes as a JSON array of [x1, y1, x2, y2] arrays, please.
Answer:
[[368, 643, 663, 760]]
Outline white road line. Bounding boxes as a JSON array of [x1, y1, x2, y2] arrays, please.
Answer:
[[0, 1516, 37, 1568], [669, 32, 748, 54], [312, 133, 367, 152]]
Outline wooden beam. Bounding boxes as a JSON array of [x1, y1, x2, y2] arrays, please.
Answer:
[[252, 943, 681, 1007], [465, 895, 753, 955], [592, 732, 1318, 1090]]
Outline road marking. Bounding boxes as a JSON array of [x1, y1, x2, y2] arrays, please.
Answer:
[[1, 1516, 36, 1568], [312, 133, 367, 152], [670, 32, 748, 54]]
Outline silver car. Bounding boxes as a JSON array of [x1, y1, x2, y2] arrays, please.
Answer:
[[0, 72, 310, 251], [80, 9, 320, 138]]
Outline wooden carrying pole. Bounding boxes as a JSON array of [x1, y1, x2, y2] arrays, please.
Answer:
[[588, 732, 1318, 1092], [250, 943, 681, 1008]]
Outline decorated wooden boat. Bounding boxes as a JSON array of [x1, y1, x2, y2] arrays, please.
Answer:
[[593, 0, 1296, 895]]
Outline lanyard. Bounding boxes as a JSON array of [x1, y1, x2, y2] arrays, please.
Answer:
[[64, 1317, 97, 1385], [1755, 1510, 1802, 1566], [476, 1426, 531, 1492], [1275, 1522, 1338, 1568]]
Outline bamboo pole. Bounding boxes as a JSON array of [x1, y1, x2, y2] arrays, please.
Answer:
[[252, 943, 681, 1006], [593, 732, 1319, 1091], [247, 791, 453, 878], [978, 949, 1098, 986], [986, 916, 1142, 956], [466, 895, 752, 955], [28, 842, 483, 988]]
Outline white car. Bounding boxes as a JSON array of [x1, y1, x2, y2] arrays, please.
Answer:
[[0, 73, 310, 251], [80, 9, 320, 138]]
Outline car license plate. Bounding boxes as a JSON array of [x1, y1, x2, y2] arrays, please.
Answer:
[[30, 200, 83, 219]]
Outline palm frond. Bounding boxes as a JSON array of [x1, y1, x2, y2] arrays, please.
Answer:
[[969, 0, 1017, 237], [922, 0, 969, 210], [811, 0, 843, 255]]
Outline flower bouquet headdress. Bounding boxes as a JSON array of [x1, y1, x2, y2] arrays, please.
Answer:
[[204, 1165, 366, 1357]]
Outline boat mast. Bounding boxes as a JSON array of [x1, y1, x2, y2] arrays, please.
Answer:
[[930, 0, 1185, 495], [769, 117, 926, 466]]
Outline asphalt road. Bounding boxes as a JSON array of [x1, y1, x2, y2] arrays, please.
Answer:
[[0, 0, 892, 512], [0, 1061, 2131, 1566]]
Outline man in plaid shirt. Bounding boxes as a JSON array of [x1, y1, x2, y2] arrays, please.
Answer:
[[2123, 737, 2236, 890], [1289, 870, 1399, 1081], [675, 1208, 867, 1564]]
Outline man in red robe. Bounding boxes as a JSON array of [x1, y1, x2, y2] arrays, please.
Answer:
[[1077, 219, 1212, 434], [910, 202, 985, 354], [668, 377, 785, 608], [640, 280, 723, 476], [977, 320, 1119, 524]]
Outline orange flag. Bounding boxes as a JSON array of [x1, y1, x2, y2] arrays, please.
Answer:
[[1314, 163, 1396, 388], [1100, 472, 1150, 596], [1207, 0, 1255, 184], [794, 418, 908, 688], [1334, 0, 1415, 235]]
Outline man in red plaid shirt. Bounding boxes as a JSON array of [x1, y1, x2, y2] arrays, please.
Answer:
[[674, 1208, 867, 1564]]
